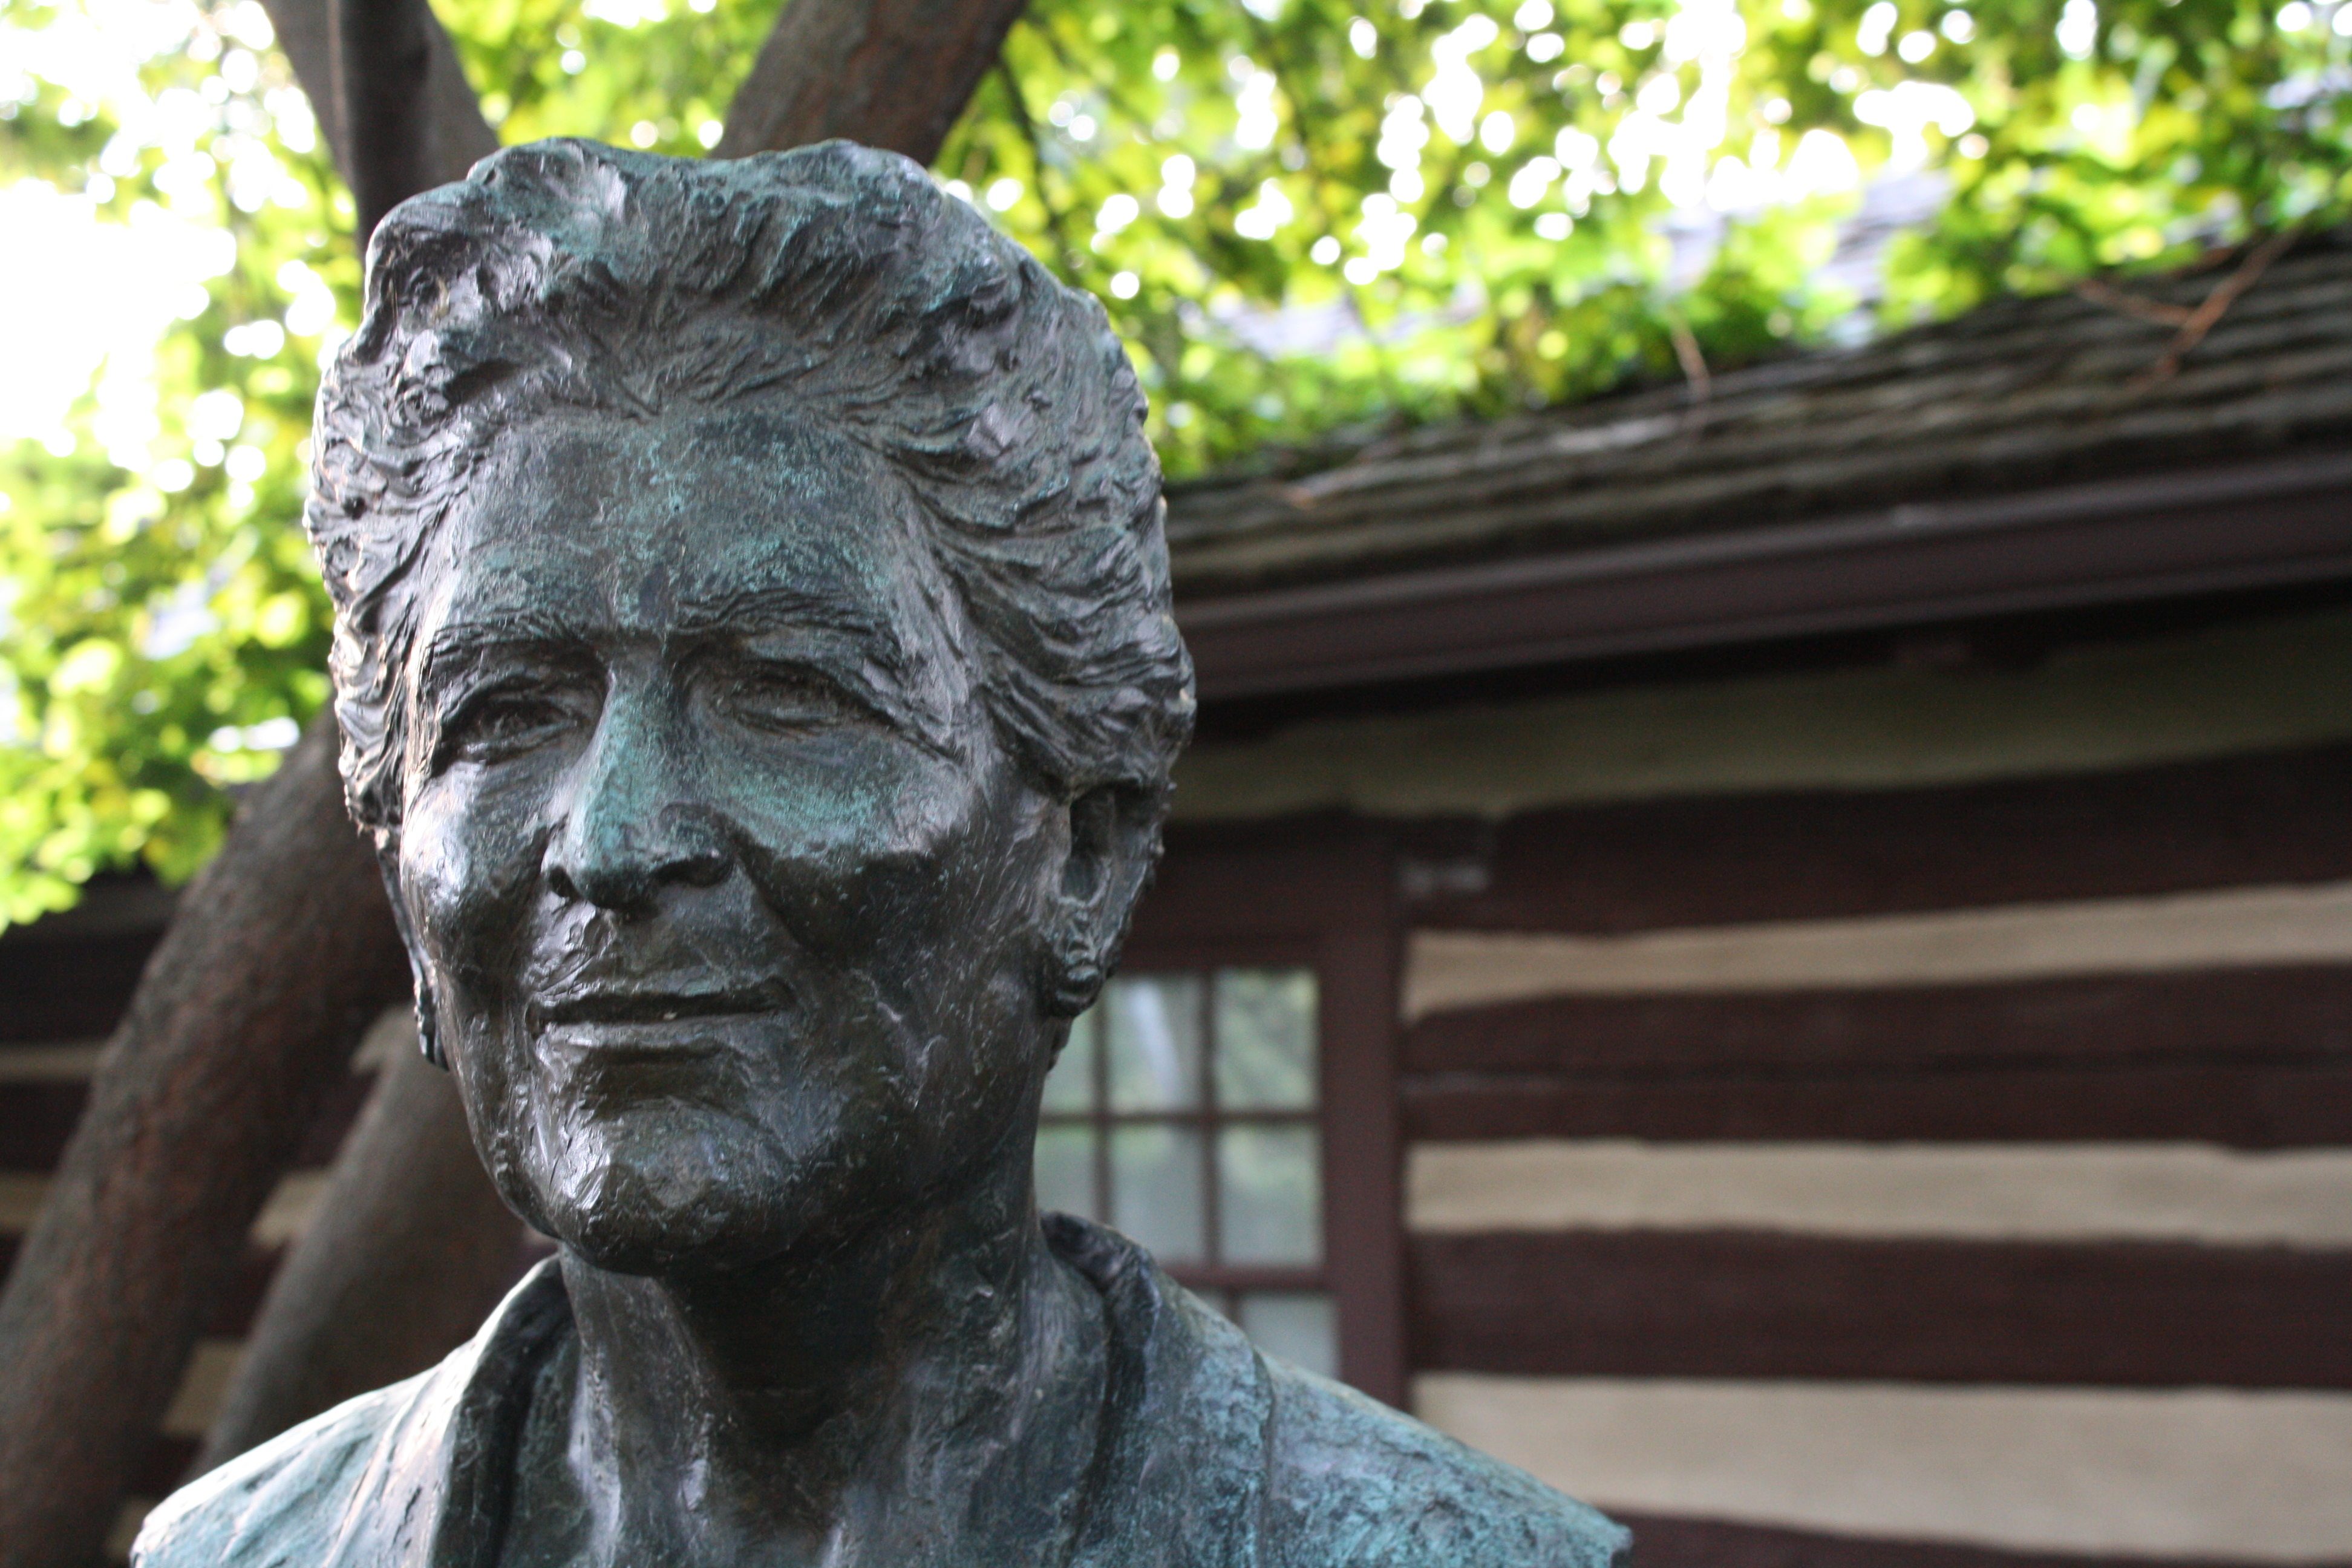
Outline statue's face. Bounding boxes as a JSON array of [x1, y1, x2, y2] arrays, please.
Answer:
[[390, 405, 1066, 1273]]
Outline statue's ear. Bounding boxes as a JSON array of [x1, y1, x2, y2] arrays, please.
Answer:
[[1040, 786, 1161, 1018], [373, 837, 446, 1069]]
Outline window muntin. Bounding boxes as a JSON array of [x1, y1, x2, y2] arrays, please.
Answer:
[[1037, 967, 1331, 1378]]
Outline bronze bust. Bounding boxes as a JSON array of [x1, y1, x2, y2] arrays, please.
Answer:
[[134, 139, 1628, 1568]]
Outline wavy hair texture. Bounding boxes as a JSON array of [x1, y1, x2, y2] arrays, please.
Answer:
[[306, 138, 1194, 832]]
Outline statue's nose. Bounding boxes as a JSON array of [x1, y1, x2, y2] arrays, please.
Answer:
[[542, 708, 730, 911], [543, 810, 730, 911]]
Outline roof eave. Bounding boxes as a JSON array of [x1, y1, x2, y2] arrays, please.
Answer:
[[1173, 447, 2352, 702]]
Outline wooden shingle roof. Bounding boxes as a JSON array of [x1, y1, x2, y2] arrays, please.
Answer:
[[1166, 233, 2352, 600]]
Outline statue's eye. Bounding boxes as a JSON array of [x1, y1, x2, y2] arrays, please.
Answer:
[[720, 667, 861, 735], [442, 686, 583, 762]]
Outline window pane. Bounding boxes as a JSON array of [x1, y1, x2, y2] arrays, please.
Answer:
[[1109, 1124, 1204, 1266], [1106, 975, 1203, 1112], [1041, 1005, 1098, 1115], [1236, 1292, 1337, 1381], [1035, 1126, 1097, 1221], [1218, 1123, 1320, 1266], [1214, 968, 1316, 1111]]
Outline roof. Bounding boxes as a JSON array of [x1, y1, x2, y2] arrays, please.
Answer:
[[1165, 232, 2352, 595], [1165, 233, 2352, 700]]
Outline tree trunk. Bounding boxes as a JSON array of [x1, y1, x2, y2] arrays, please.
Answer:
[[261, 0, 497, 195], [713, 0, 1030, 162], [0, 717, 412, 1568]]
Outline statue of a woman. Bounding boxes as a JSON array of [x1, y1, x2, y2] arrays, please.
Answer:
[[135, 139, 1627, 1568]]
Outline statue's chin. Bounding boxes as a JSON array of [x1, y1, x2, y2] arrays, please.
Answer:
[[526, 1114, 844, 1277]]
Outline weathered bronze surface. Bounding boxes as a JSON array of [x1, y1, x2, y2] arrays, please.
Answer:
[[134, 139, 1628, 1568]]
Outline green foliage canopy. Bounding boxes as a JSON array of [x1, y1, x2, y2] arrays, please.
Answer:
[[1, 0, 2347, 922]]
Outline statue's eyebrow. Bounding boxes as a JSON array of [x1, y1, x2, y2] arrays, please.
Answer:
[[416, 611, 581, 696], [672, 586, 957, 754], [669, 586, 895, 645]]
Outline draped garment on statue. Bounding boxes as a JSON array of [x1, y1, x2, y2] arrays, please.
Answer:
[[134, 1215, 1627, 1568]]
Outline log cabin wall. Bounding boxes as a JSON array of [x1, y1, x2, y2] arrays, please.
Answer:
[[1154, 232, 2352, 1567], [1168, 603, 2352, 1568]]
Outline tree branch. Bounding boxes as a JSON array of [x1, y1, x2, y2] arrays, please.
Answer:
[[2078, 229, 2302, 390], [328, 0, 435, 239], [1665, 309, 1711, 408], [713, 0, 1031, 165], [260, 0, 497, 202], [2074, 277, 2195, 328], [2145, 227, 2298, 382]]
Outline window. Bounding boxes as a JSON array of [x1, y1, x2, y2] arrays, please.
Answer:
[[1032, 819, 1406, 1405], [1037, 967, 1335, 1377]]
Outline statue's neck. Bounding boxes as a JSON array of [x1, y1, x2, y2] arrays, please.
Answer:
[[538, 1151, 1107, 1568]]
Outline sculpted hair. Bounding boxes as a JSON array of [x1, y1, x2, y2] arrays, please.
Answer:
[[306, 137, 1194, 831]]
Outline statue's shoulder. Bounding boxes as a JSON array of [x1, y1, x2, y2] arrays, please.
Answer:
[[1259, 1357, 1630, 1568], [133, 1260, 573, 1568], [1047, 1214, 1626, 1568], [129, 1369, 433, 1567]]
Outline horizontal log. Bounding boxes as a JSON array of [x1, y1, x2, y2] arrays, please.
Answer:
[[1419, 1370, 2352, 1560], [1408, 1229, 2352, 1387], [0, 930, 163, 1043], [1610, 1512, 2322, 1568], [1400, 967, 2352, 1145], [1402, 1063, 2352, 1148], [1137, 817, 1398, 942], [136, 1434, 198, 1500], [1400, 742, 2352, 933], [1402, 967, 2352, 1076], [1407, 1142, 2352, 1246], [1406, 886, 2352, 1016], [0, 1072, 376, 1173], [0, 1085, 88, 1171]]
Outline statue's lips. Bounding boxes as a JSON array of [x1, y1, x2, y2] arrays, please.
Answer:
[[526, 978, 791, 1030]]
